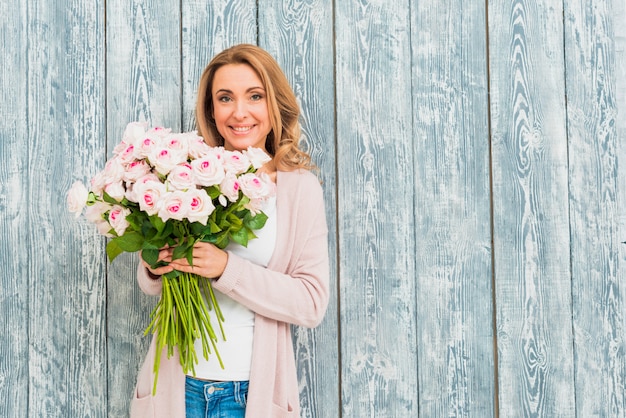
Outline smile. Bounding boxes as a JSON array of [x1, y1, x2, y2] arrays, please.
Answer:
[[231, 125, 254, 133]]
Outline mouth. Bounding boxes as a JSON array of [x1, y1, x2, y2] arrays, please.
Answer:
[[230, 125, 254, 134]]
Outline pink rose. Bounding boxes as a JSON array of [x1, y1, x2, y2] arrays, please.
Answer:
[[167, 163, 195, 191], [164, 134, 189, 157], [133, 180, 167, 215], [238, 173, 274, 200], [90, 171, 107, 195], [117, 144, 136, 165], [187, 189, 215, 225], [157, 191, 190, 221], [124, 159, 151, 182], [149, 147, 187, 176], [223, 150, 251, 174], [102, 156, 126, 183], [67, 181, 88, 217], [239, 173, 275, 215], [108, 205, 131, 236], [187, 134, 212, 159], [134, 135, 160, 160], [191, 154, 225, 187], [219, 173, 241, 203]]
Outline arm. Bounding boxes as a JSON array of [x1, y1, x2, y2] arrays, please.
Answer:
[[212, 174, 330, 328]]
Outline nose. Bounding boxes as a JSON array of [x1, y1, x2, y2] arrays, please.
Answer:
[[233, 101, 248, 119]]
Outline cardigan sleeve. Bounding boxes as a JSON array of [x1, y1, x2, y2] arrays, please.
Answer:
[[136, 263, 163, 296], [212, 171, 330, 328]]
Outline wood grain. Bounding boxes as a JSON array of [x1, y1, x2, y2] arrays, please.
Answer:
[[0, 1, 29, 417], [26, 1, 107, 416], [335, 1, 418, 416], [181, 0, 258, 130], [412, 0, 495, 416], [105, 0, 181, 415], [258, 1, 339, 417], [565, 0, 626, 415], [488, 0, 576, 415]]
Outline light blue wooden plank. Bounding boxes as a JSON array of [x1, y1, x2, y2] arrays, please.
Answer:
[[0, 2, 29, 417], [27, 0, 107, 416], [105, 0, 182, 415], [564, 0, 626, 415], [488, 0, 575, 415], [258, 1, 339, 417], [335, 1, 417, 416], [411, 0, 495, 416], [181, 0, 257, 130]]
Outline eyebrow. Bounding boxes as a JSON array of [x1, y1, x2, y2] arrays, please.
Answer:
[[214, 87, 265, 95]]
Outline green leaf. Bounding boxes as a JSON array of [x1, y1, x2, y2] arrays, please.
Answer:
[[106, 240, 124, 262], [244, 211, 268, 230], [141, 248, 160, 266], [230, 227, 249, 247], [102, 191, 120, 205], [149, 215, 166, 233], [112, 232, 145, 252]]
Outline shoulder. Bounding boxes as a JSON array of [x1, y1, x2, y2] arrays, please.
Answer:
[[277, 169, 323, 193], [276, 169, 325, 214]]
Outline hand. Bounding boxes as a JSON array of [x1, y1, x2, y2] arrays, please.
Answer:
[[149, 242, 228, 279], [140, 245, 175, 277]]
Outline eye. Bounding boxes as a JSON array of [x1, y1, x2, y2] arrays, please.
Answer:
[[217, 95, 232, 103], [250, 93, 264, 101]]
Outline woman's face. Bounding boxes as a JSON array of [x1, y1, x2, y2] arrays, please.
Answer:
[[211, 63, 272, 152]]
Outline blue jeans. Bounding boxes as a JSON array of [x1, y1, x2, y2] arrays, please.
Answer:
[[185, 376, 248, 418]]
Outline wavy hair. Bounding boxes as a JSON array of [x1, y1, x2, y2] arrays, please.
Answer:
[[196, 44, 313, 171]]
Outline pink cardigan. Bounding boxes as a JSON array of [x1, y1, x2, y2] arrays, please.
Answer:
[[130, 169, 330, 418]]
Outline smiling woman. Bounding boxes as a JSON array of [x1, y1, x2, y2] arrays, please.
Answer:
[[129, 44, 331, 418]]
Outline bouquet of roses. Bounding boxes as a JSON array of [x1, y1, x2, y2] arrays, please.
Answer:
[[67, 122, 275, 393]]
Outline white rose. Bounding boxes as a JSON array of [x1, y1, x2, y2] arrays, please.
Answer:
[[244, 146, 272, 169], [85, 201, 111, 223], [67, 181, 89, 217], [122, 121, 148, 144], [104, 181, 126, 202]]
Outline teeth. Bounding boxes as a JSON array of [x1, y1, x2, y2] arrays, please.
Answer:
[[233, 126, 252, 132]]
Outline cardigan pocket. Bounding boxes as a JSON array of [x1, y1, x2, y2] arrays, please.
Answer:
[[271, 401, 297, 417], [130, 388, 155, 418]]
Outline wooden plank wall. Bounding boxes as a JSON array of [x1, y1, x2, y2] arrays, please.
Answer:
[[0, 0, 624, 417]]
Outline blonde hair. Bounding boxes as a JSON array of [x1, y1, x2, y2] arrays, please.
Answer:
[[196, 44, 313, 171]]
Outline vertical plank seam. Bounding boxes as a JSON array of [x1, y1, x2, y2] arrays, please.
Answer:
[[560, 1, 578, 414], [330, 0, 342, 415], [25, 0, 32, 414], [484, 0, 500, 416], [103, 1, 110, 415], [179, 0, 184, 130], [407, 0, 421, 415]]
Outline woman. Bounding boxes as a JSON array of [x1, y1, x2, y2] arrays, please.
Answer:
[[130, 44, 330, 418]]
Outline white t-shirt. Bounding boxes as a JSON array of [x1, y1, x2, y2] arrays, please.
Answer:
[[191, 196, 277, 381]]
